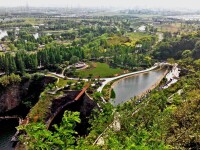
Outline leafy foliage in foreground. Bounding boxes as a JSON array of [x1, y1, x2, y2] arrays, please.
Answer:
[[17, 111, 80, 150], [17, 59, 200, 150]]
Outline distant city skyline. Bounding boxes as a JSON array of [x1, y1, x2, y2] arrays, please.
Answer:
[[0, 0, 200, 10]]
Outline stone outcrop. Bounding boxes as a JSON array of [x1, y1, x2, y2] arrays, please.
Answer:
[[0, 84, 22, 113], [0, 76, 56, 114], [46, 90, 98, 135]]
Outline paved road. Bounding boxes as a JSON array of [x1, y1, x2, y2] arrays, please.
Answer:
[[49, 62, 171, 93], [97, 65, 158, 92], [0, 72, 5, 76]]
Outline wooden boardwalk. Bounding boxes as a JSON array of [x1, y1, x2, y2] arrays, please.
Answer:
[[75, 83, 90, 101]]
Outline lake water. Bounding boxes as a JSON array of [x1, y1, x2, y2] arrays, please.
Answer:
[[111, 69, 166, 105], [168, 15, 200, 20], [0, 18, 18, 22], [0, 120, 18, 150], [0, 105, 29, 149]]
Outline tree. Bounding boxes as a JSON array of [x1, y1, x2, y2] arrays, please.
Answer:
[[143, 56, 152, 66], [69, 56, 79, 65], [8, 43, 16, 51], [0, 73, 21, 87], [4, 53, 17, 74], [193, 59, 200, 70], [17, 111, 80, 149], [167, 58, 175, 64], [154, 42, 172, 60], [193, 41, 200, 59], [4, 55, 9, 74], [163, 32, 172, 39], [182, 50, 192, 58], [16, 52, 25, 74], [9, 55, 17, 73], [88, 73, 93, 81]]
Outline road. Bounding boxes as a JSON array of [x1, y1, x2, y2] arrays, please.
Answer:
[[97, 65, 158, 92], [157, 32, 164, 42], [0, 72, 5, 76], [48, 62, 170, 93]]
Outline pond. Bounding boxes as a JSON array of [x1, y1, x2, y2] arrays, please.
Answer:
[[0, 104, 29, 149], [111, 69, 166, 106], [0, 119, 18, 150]]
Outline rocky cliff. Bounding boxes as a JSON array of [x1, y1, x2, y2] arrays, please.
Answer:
[[0, 76, 56, 114]]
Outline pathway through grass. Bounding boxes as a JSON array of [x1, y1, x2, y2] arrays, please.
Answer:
[[78, 62, 123, 78]]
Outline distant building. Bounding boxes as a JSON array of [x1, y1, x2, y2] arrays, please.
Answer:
[[33, 25, 39, 29], [74, 62, 86, 69], [153, 22, 161, 25], [15, 27, 20, 35], [33, 33, 39, 40], [68, 62, 86, 69], [138, 25, 146, 32], [0, 30, 8, 40]]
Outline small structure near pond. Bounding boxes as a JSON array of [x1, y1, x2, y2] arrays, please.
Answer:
[[163, 63, 180, 89], [67, 62, 87, 69]]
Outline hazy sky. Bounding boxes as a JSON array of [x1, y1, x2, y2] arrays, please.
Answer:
[[0, 0, 200, 9]]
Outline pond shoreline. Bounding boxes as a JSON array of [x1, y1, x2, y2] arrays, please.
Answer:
[[111, 67, 162, 89], [97, 65, 159, 93], [135, 69, 168, 99], [108, 68, 161, 100], [110, 68, 169, 105]]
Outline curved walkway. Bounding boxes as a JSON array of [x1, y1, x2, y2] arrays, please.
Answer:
[[48, 63, 170, 93], [97, 65, 158, 92], [49, 72, 88, 81], [97, 62, 171, 92], [0, 72, 5, 76]]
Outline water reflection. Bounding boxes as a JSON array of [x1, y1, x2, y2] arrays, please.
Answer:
[[111, 69, 166, 106], [0, 119, 17, 150]]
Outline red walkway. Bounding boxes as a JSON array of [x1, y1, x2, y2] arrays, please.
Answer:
[[75, 83, 90, 101], [46, 83, 90, 129]]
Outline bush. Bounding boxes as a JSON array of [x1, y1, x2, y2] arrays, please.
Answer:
[[31, 73, 44, 81], [0, 73, 21, 87], [110, 89, 116, 99], [56, 67, 63, 74]]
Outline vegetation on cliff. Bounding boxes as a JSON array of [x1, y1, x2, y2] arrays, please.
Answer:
[[17, 31, 200, 149], [0, 73, 21, 88], [1, 10, 200, 150]]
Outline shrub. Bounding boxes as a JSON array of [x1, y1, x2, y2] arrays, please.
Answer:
[[0, 73, 21, 87]]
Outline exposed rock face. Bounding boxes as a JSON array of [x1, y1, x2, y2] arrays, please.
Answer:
[[0, 76, 56, 114], [47, 90, 98, 135], [0, 85, 22, 113]]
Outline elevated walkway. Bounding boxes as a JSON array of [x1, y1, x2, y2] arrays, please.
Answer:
[[46, 84, 90, 129]]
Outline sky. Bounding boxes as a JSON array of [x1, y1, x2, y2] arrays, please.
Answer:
[[0, 0, 200, 10]]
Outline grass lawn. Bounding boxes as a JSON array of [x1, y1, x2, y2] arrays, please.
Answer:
[[28, 74, 81, 122], [107, 35, 130, 46], [28, 89, 64, 122], [46, 73, 76, 88], [125, 32, 152, 46], [0, 52, 4, 56], [78, 62, 123, 78]]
